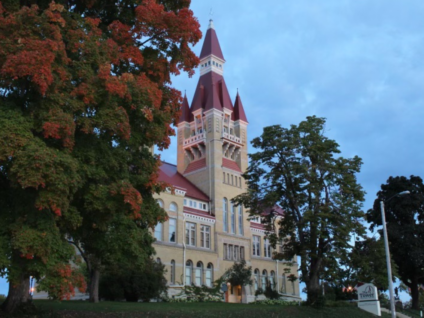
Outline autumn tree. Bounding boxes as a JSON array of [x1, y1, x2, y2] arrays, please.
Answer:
[[367, 175, 424, 310], [234, 116, 365, 306], [0, 0, 201, 313]]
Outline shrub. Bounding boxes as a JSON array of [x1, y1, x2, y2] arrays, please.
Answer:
[[251, 299, 298, 306]]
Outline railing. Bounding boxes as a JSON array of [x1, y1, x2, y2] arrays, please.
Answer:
[[222, 132, 241, 144], [183, 133, 206, 146]]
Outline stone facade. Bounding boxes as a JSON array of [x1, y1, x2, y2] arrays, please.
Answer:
[[153, 20, 301, 303]]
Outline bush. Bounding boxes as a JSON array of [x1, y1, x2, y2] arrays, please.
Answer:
[[170, 277, 225, 303], [99, 258, 167, 302], [255, 288, 264, 296]]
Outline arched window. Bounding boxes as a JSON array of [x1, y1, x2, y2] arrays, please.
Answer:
[[238, 205, 243, 235], [270, 271, 275, 290], [195, 262, 204, 286], [185, 260, 193, 285], [206, 263, 213, 287], [254, 269, 260, 291], [223, 198, 228, 232], [156, 199, 164, 208], [262, 270, 268, 289], [170, 260, 175, 284], [230, 202, 235, 234], [169, 202, 177, 212]]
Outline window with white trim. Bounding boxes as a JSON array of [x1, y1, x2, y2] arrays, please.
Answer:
[[169, 218, 176, 242], [230, 202, 235, 234], [169, 202, 177, 212], [201, 225, 210, 249], [223, 198, 228, 232], [206, 263, 213, 287], [185, 222, 196, 246], [253, 235, 260, 256], [264, 238, 271, 258], [238, 205, 244, 235], [185, 260, 193, 285], [170, 260, 175, 284], [154, 223, 163, 241], [195, 262, 203, 286]]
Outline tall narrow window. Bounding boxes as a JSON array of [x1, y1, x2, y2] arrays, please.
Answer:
[[185, 260, 193, 285], [253, 236, 260, 256], [169, 218, 176, 242], [201, 225, 210, 248], [206, 263, 213, 287], [185, 222, 196, 246], [229, 245, 234, 261], [254, 269, 259, 291], [223, 172, 226, 183], [262, 270, 268, 289], [230, 203, 235, 234], [223, 243, 228, 259], [223, 198, 228, 232], [170, 260, 175, 284], [234, 246, 239, 261], [195, 262, 203, 286], [238, 206, 244, 235], [264, 238, 271, 258], [270, 271, 276, 290], [239, 177, 242, 188], [154, 223, 163, 241]]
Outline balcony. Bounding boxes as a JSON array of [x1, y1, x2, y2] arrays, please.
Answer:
[[222, 132, 242, 144], [184, 133, 206, 148]]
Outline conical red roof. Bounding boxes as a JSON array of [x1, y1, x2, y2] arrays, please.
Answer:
[[233, 92, 248, 123], [190, 72, 233, 113], [178, 94, 191, 124], [199, 20, 225, 60]]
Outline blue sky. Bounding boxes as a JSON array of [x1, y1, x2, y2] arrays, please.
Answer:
[[1, 0, 423, 302]]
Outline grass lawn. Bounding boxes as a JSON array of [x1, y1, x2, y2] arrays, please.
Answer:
[[1, 300, 389, 318]]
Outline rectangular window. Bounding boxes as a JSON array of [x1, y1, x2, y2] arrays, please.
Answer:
[[154, 223, 163, 241], [239, 177, 241, 188], [184, 199, 187, 206], [169, 218, 176, 242], [224, 243, 228, 259], [193, 201, 197, 208], [264, 239, 271, 258], [185, 222, 196, 246], [240, 247, 245, 260], [229, 245, 234, 261], [231, 175, 234, 185], [223, 172, 226, 183], [253, 236, 260, 256], [189, 200, 193, 207], [235, 246, 239, 261], [201, 225, 210, 249]]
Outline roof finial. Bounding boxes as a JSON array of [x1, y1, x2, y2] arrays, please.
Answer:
[[208, 9, 214, 30]]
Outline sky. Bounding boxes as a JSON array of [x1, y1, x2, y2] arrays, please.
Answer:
[[1, 0, 423, 303]]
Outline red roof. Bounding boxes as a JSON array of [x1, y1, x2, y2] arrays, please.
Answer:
[[222, 158, 242, 173], [199, 21, 225, 60], [191, 72, 233, 112], [184, 158, 206, 174], [178, 94, 191, 124], [183, 207, 215, 219], [158, 162, 209, 201], [233, 92, 248, 123]]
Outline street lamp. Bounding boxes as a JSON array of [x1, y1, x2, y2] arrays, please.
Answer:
[[380, 190, 410, 318]]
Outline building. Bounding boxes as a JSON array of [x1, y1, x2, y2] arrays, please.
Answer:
[[153, 20, 301, 303]]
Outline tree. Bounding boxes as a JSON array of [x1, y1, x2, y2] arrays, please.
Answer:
[[0, 0, 201, 313], [234, 116, 365, 305], [366, 175, 424, 310], [349, 237, 397, 291]]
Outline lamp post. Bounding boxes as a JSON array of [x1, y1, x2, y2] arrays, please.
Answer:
[[380, 190, 410, 318]]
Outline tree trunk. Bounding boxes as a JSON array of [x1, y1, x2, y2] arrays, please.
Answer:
[[410, 280, 419, 310], [88, 268, 100, 303], [306, 273, 320, 306], [1, 275, 30, 313]]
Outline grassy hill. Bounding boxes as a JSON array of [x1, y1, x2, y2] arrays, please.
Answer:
[[0, 300, 391, 318]]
